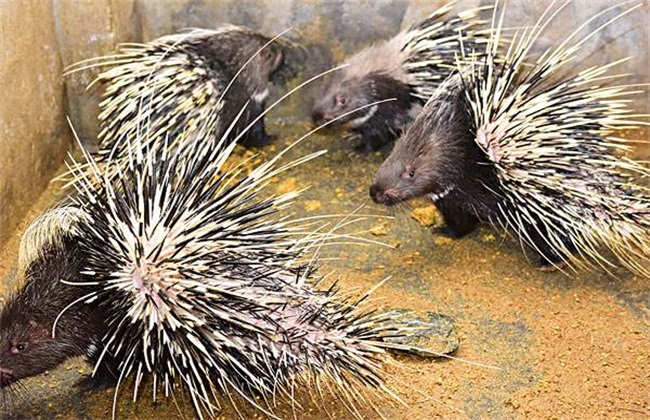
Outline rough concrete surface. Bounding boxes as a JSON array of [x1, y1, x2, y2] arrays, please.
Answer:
[[53, 0, 138, 150], [0, 0, 69, 248]]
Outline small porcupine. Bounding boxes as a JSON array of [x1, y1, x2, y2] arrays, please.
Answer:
[[370, 2, 650, 277], [311, 3, 490, 154], [66, 25, 295, 175]]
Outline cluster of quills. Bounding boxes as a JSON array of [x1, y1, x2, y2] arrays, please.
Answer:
[[1, 0, 649, 418]]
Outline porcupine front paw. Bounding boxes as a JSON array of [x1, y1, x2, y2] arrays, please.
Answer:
[[352, 131, 391, 155], [245, 132, 278, 148], [434, 199, 481, 239], [241, 125, 277, 148], [77, 352, 119, 392], [432, 214, 480, 239], [75, 372, 117, 392], [352, 139, 376, 155], [433, 225, 471, 239]]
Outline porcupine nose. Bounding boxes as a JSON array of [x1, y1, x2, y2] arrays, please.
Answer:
[[370, 183, 395, 205], [311, 109, 333, 126]]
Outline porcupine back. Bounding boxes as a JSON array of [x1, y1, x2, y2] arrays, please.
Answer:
[[401, 4, 490, 101], [458, 2, 650, 276], [66, 25, 289, 180]]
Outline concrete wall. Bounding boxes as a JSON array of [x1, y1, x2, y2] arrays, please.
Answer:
[[53, 0, 138, 150], [0, 0, 137, 248], [0, 1, 67, 247], [1, 0, 649, 248]]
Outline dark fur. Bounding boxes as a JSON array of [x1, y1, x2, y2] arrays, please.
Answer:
[[312, 72, 417, 153], [370, 83, 572, 266], [0, 236, 114, 390], [179, 30, 287, 147]]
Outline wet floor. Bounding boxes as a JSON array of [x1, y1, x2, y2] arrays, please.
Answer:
[[0, 118, 649, 419]]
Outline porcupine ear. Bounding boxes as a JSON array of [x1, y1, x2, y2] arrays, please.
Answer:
[[268, 30, 307, 85], [17, 206, 89, 278]]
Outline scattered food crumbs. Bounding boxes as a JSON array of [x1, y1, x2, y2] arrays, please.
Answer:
[[433, 236, 453, 246], [370, 222, 389, 236], [410, 205, 438, 227], [303, 200, 322, 212], [276, 177, 297, 195], [481, 233, 496, 242]]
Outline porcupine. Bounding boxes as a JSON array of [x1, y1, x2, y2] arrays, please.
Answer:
[[1, 102, 438, 417], [370, 1, 650, 277], [56, 111, 435, 417], [2, 27, 293, 373], [311, 3, 490, 154], [65, 25, 295, 178], [0, 208, 117, 399]]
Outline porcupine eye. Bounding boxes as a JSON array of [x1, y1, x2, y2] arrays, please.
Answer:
[[403, 166, 416, 179], [10, 342, 27, 354], [335, 94, 347, 107], [263, 49, 274, 62]]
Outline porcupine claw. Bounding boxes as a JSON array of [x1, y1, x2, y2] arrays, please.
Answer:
[[75, 354, 119, 392]]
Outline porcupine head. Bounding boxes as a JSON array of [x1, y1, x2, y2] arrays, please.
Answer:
[[370, 71, 509, 243], [370, 77, 479, 206], [183, 26, 287, 102], [0, 217, 105, 389], [310, 36, 415, 153]]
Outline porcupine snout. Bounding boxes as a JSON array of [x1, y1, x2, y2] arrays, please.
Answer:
[[369, 183, 400, 206], [311, 107, 334, 126]]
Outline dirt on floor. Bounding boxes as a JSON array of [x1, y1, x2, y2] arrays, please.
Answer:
[[0, 120, 648, 419]]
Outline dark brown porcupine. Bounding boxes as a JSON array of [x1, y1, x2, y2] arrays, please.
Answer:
[[55, 109, 434, 417], [0, 208, 117, 406], [65, 25, 298, 177]]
